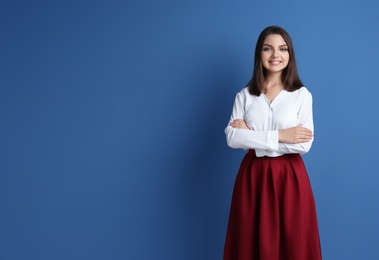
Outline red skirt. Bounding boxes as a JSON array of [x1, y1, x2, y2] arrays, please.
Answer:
[[224, 150, 322, 260]]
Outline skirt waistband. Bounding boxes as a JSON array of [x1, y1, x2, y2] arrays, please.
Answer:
[[247, 149, 300, 160]]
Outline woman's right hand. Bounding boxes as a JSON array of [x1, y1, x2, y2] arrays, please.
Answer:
[[278, 124, 313, 144]]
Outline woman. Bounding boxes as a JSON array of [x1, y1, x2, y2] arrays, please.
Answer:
[[223, 26, 322, 260]]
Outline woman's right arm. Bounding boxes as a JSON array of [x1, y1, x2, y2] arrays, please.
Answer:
[[225, 92, 279, 151]]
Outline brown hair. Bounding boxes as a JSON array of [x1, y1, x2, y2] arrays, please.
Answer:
[[247, 26, 303, 96]]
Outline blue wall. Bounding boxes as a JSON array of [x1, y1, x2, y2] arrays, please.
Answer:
[[1, 0, 378, 259]]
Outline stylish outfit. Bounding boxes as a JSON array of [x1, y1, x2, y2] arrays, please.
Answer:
[[223, 87, 322, 260]]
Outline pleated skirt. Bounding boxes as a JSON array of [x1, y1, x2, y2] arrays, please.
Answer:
[[224, 150, 322, 260]]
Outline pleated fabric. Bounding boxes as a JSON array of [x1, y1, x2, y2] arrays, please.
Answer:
[[224, 150, 322, 260]]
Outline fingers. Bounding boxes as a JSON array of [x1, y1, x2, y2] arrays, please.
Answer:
[[296, 125, 313, 135], [299, 128, 313, 137], [230, 119, 245, 128], [230, 119, 250, 129], [296, 127, 313, 142]]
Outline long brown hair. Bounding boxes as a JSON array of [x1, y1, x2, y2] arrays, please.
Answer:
[[247, 26, 303, 96]]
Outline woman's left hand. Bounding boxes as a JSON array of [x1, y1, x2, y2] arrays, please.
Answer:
[[230, 119, 251, 130]]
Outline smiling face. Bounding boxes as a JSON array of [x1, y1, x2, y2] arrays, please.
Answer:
[[261, 34, 289, 75]]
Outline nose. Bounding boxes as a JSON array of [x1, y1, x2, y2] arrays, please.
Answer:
[[272, 49, 279, 58]]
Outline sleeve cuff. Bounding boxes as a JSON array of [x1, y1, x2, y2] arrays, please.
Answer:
[[267, 130, 279, 151]]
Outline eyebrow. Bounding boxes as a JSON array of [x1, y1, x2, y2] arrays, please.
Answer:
[[263, 44, 288, 47]]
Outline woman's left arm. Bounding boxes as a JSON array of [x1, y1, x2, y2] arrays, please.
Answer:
[[277, 92, 314, 154]]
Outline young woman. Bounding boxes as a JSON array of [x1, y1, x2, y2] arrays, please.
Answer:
[[223, 26, 322, 260]]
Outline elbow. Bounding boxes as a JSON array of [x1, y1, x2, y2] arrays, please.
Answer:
[[225, 130, 240, 149], [299, 147, 310, 155], [299, 140, 313, 154], [226, 136, 238, 149]]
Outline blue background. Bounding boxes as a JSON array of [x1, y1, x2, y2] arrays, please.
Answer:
[[1, 0, 378, 259]]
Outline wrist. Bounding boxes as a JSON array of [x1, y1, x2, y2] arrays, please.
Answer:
[[278, 130, 283, 143]]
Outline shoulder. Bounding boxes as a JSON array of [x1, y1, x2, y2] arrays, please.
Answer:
[[233, 87, 248, 101], [282, 86, 312, 105], [234, 87, 260, 104], [291, 86, 312, 98], [236, 87, 250, 96], [235, 87, 258, 99], [299, 86, 311, 94]]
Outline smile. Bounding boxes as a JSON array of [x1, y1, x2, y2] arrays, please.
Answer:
[[269, 60, 282, 65]]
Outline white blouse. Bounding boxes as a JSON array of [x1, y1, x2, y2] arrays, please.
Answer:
[[225, 86, 314, 157]]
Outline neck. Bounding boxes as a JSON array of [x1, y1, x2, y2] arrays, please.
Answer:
[[265, 72, 283, 89]]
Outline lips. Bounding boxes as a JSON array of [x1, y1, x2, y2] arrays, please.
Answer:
[[269, 60, 282, 65]]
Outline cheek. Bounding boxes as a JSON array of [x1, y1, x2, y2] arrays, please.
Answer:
[[282, 54, 290, 65], [261, 52, 270, 60]]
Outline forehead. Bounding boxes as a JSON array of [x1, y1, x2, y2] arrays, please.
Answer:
[[263, 34, 287, 45]]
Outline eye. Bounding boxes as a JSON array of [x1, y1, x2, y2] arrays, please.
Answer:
[[280, 47, 288, 52], [263, 47, 271, 52]]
